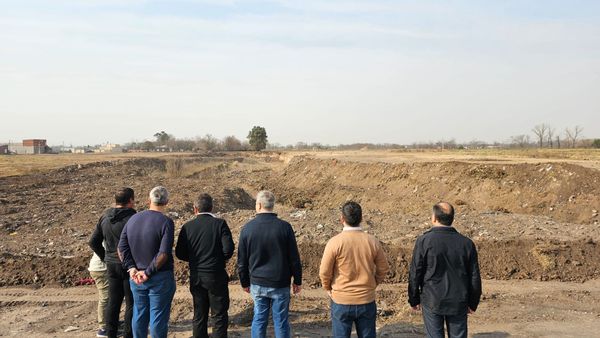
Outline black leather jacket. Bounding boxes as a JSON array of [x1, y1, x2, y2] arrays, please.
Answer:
[[408, 226, 482, 315]]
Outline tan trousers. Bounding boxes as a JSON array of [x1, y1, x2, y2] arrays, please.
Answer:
[[90, 270, 109, 328]]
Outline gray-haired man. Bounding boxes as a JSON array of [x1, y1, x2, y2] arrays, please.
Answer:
[[119, 186, 176, 338], [237, 191, 302, 338]]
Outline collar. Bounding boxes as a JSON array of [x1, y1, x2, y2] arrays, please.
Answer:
[[256, 212, 277, 217], [343, 226, 363, 231], [430, 226, 457, 232], [197, 212, 216, 217]]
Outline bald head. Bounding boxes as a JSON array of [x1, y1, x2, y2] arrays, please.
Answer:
[[432, 202, 454, 226]]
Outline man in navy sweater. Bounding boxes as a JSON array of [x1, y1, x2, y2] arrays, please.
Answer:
[[118, 186, 176, 338], [237, 190, 302, 338]]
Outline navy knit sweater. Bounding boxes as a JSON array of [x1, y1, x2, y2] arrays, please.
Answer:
[[237, 213, 302, 288]]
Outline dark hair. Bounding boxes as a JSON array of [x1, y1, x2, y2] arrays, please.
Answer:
[[342, 201, 362, 227], [433, 202, 454, 226], [115, 187, 134, 206], [194, 193, 213, 213]]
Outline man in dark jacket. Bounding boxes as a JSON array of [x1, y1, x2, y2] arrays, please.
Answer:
[[175, 193, 234, 338], [89, 187, 137, 338], [238, 190, 302, 338], [408, 202, 482, 338]]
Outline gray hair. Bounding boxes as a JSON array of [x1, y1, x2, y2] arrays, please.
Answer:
[[149, 186, 169, 206], [256, 190, 275, 210]]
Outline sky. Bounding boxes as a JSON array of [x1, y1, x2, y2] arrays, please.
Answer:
[[1, 0, 599, 146]]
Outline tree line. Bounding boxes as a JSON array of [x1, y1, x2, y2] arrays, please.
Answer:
[[527, 124, 585, 148], [124, 124, 599, 152], [125, 126, 268, 152]]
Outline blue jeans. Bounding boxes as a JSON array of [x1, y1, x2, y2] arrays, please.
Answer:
[[129, 270, 176, 338], [422, 305, 467, 338], [250, 284, 291, 338], [330, 300, 376, 338]]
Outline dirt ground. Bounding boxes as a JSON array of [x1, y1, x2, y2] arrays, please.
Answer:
[[1, 150, 599, 337], [2, 279, 599, 337]]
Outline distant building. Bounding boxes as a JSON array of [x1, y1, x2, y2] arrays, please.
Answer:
[[155, 145, 170, 152], [51, 145, 74, 153], [0, 144, 8, 155], [73, 146, 94, 154], [8, 139, 50, 154], [95, 143, 123, 153]]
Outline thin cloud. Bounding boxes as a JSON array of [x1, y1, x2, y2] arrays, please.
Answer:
[[0, 0, 598, 145]]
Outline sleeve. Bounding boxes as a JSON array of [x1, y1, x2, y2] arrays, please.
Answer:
[[287, 224, 302, 286], [468, 243, 482, 311], [145, 219, 175, 277], [237, 228, 250, 288], [175, 225, 189, 262], [221, 220, 235, 260], [118, 221, 136, 270], [159, 219, 175, 254], [374, 241, 390, 285], [408, 237, 425, 307], [319, 240, 335, 291], [88, 216, 105, 261]]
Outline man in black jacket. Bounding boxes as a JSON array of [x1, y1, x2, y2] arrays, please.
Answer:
[[176, 193, 234, 338], [408, 202, 482, 338], [237, 190, 302, 338], [89, 187, 137, 338]]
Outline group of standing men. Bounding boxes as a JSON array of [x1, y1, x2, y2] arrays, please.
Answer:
[[89, 186, 481, 338]]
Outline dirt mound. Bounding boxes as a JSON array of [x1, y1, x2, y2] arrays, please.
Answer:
[[272, 157, 600, 224], [4, 238, 598, 288], [221, 188, 255, 211], [0, 253, 89, 287], [289, 238, 600, 286]]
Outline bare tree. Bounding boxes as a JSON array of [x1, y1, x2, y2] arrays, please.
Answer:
[[547, 127, 555, 148], [565, 126, 584, 148], [223, 135, 243, 151], [196, 134, 220, 151], [510, 135, 530, 148], [572, 125, 583, 147], [468, 139, 487, 149], [532, 124, 549, 148]]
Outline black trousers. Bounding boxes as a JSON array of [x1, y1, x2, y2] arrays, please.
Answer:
[[190, 272, 230, 338], [105, 262, 133, 338]]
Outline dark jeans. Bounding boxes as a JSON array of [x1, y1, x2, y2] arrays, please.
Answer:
[[105, 262, 133, 338], [190, 272, 230, 338], [330, 300, 376, 338], [422, 306, 467, 338]]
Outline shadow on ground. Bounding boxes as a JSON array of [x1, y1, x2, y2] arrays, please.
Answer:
[[473, 332, 510, 338], [170, 319, 425, 337]]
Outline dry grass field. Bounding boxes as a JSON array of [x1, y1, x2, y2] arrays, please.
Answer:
[[0, 152, 182, 177], [2, 148, 599, 178]]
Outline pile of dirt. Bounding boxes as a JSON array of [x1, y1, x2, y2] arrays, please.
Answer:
[[272, 157, 600, 224], [3, 237, 598, 288]]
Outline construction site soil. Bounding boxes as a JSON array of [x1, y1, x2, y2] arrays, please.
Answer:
[[1, 151, 599, 337]]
